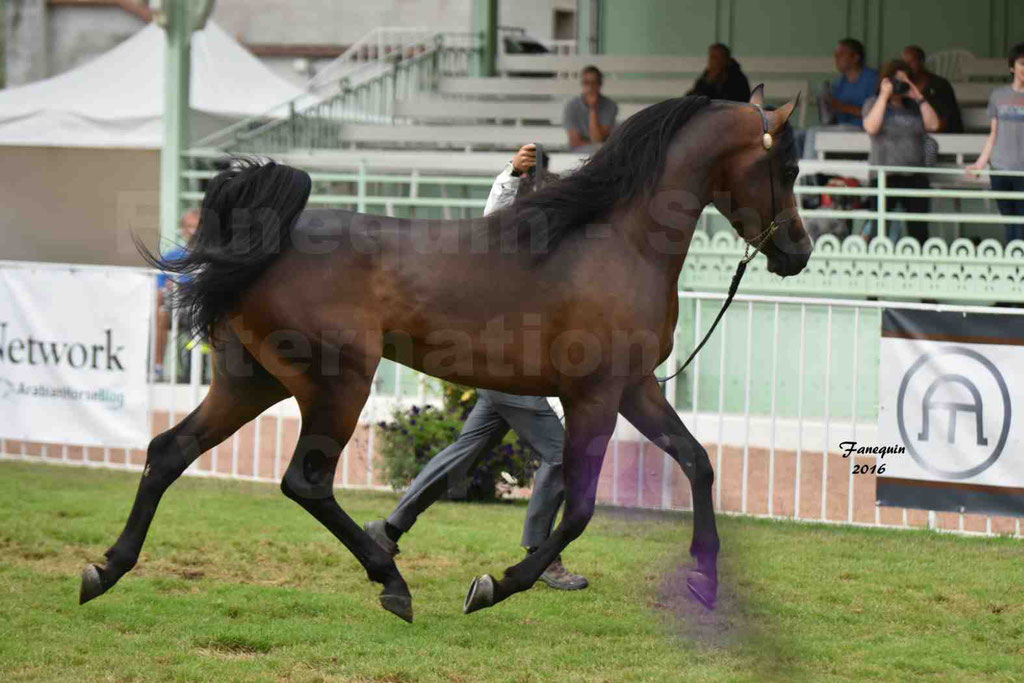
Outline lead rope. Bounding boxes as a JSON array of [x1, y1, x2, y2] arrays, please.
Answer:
[[657, 104, 779, 385]]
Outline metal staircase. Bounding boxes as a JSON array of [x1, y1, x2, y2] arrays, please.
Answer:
[[190, 27, 481, 155]]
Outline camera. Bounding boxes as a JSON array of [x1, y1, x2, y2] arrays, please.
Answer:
[[891, 79, 910, 95], [529, 144, 546, 189]]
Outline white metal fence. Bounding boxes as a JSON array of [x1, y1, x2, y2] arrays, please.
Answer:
[[665, 292, 1023, 539], [1, 264, 1021, 539]]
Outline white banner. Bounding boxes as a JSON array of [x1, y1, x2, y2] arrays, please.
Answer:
[[0, 265, 153, 448], [877, 309, 1024, 516]]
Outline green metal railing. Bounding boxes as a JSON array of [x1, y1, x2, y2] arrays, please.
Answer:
[[180, 159, 1024, 300]]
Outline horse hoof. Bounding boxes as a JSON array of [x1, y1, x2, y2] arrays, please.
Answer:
[[379, 593, 414, 623], [79, 564, 107, 605], [463, 574, 495, 614], [686, 569, 717, 611]]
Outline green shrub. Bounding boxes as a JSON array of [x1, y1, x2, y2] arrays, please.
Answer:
[[376, 384, 540, 501]]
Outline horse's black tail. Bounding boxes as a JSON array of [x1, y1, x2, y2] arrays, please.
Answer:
[[136, 158, 312, 342]]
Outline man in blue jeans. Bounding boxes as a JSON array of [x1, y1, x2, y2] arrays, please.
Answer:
[[365, 144, 588, 591]]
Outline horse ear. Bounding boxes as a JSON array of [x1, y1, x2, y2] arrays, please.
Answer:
[[770, 93, 800, 132], [749, 84, 765, 106]]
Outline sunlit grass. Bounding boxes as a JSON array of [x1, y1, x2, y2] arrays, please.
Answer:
[[0, 461, 1021, 682]]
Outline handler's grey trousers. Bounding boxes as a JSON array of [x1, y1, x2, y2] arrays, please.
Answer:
[[387, 389, 565, 549]]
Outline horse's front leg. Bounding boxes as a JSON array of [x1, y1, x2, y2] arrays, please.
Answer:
[[464, 386, 622, 613], [618, 374, 719, 609]]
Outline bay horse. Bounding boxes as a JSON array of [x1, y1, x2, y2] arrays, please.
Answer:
[[80, 87, 811, 623]]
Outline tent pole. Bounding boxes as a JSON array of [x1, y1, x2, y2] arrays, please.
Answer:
[[160, 0, 203, 251]]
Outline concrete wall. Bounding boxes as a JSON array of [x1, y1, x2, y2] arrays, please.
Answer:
[[601, 0, 1022, 63], [0, 147, 160, 267], [4, 0, 48, 86], [2, 0, 567, 88], [47, 5, 145, 77], [210, 0, 474, 46]]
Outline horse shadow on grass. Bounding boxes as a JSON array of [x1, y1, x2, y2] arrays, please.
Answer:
[[599, 506, 812, 682]]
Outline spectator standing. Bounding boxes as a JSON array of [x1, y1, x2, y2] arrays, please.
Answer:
[[968, 43, 1024, 243], [154, 208, 199, 382], [903, 45, 964, 133], [686, 43, 751, 102], [562, 65, 617, 151], [862, 59, 940, 243]]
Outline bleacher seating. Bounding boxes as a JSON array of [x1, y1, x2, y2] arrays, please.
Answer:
[[393, 97, 649, 125], [337, 122, 570, 150], [294, 49, 1007, 155], [399, 51, 1004, 150], [814, 132, 988, 164], [258, 149, 589, 174]]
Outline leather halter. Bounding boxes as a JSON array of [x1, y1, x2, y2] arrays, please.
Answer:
[[658, 103, 783, 384], [742, 104, 782, 263]]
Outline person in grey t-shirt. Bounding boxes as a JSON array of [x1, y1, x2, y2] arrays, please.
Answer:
[[862, 59, 940, 243], [968, 43, 1024, 243], [562, 65, 618, 151]]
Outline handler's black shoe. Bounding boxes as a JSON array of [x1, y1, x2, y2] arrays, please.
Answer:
[[364, 519, 400, 557], [538, 555, 589, 591]]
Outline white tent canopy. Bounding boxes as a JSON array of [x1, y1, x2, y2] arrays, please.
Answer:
[[0, 22, 304, 149]]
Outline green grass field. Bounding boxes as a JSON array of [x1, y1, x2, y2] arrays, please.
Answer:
[[0, 461, 1022, 682]]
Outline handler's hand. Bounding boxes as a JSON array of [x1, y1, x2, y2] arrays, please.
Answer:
[[513, 143, 537, 174]]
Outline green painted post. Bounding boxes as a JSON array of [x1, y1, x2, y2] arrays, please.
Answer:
[[288, 100, 296, 148], [357, 161, 367, 213], [877, 169, 886, 240], [577, 0, 599, 55], [0, 0, 6, 89], [160, 0, 193, 252], [470, 0, 496, 76]]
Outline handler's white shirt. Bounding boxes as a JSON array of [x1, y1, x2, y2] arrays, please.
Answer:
[[483, 163, 521, 216], [482, 162, 565, 421]]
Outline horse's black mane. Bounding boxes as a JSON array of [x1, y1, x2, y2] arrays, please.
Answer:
[[498, 95, 711, 254]]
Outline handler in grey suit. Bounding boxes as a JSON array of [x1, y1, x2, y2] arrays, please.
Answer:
[[365, 144, 588, 590]]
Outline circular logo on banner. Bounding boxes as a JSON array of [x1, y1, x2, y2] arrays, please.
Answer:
[[896, 346, 1011, 479]]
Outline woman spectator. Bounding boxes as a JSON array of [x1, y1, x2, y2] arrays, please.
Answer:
[[862, 59, 940, 243], [968, 43, 1024, 244]]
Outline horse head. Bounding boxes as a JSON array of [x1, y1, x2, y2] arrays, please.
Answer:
[[710, 85, 813, 277]]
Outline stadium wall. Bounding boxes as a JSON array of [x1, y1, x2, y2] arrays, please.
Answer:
[[601, 0, 1024, 64]]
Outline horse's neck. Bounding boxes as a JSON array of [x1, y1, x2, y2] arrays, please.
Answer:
[[631, 110, 731, 282]]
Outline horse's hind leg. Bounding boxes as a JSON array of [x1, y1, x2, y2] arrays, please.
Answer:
[[279, 367, 414, 623], [79, 331, 290, 604]]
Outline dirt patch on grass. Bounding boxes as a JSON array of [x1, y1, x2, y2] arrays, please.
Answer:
[[0, 538, 99, 576], [400, 553, 461, 571], [193, 635, 274, 659]]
